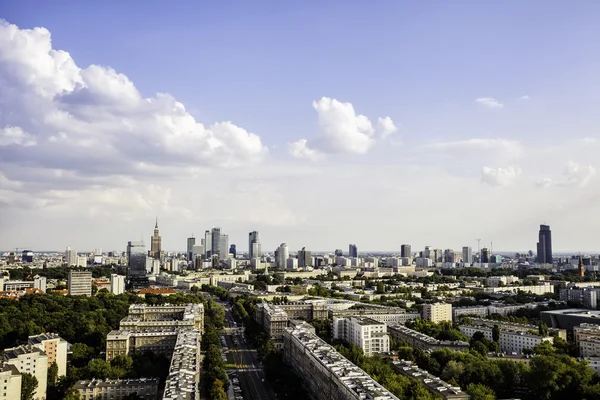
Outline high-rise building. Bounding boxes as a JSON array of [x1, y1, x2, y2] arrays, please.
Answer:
[[401, 244, 411, 258], [0, 363, 22, 399], [220, 234, 229, 259], [579, 256, 585, 277], [424, 246, 433, 259], [21, 250, 33, 263], [276, 243, 289, 268], [186, 237, 195, 261], [481, 248, 491, 263], [334, 249, 343, 257], [28, 333, 68, 377], [3, 345, 48, 399], [462, 246, 473, 264], [204, 230, 212, 258], [537, 224, 553, 264], [211, 227, 222, 258], [443, 249, 455, 263], [298, 247, 312, 268], [65, 246, 77, 267], [422, 303, 452, 323], [111, 274, 126, 295], [249, 231, 261, 259], [127, 241, 149, 288], [348, 244, 358, 258], [229, 244, 237, 259], [151, 219, 162, 259], [68, 271, 92, 296]]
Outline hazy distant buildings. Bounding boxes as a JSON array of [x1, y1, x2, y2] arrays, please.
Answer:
[[219, 233, 229, 259], [150, 219, 162, 259], [65, 246, 77, 267], [298, 247, 312, 268], [68, 271, 92, 296], [349, 244, 358, 258], [537, 224, 553, 264], [481, 248, 491, 263], [334, 249, 343, 257], [249, 231, 261, 259], [204, 230, 212, 258], [401, 244, 412, 258], [21, 250, 33, 263], [127, 240, 149, 289], [276, 243, 289, 268], [186, 237, 195, 261], [229, 244, 237, 258], [462, 246, 472, 264], [210, 227, 222, 258]]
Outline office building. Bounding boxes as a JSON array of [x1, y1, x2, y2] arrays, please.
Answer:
[[444, 249, 455, 263], [74, 378, 159, 400], [537, 224, 553, 264], [3, 345, 48, 400], [275, 243, 289, 269], [298, 247, 312, 268], [462, 246, 472, 264], [146, 257, 160, 276], [401, 244, 412, 258], [127, 240, 149, 288], [392, 360, 470, 400], [348, 244, 358, 258], [287, 257, 298, 270], [204, 230, 212, 258], [283, 322, 400, 400], [65, 246, 77, 267], [150, 219, 162, 259], [229, 244, 236, 258], [481, 248, 490, 263], [209, 227, 221, 258], [21, 250, 34, 263], [249, 231, 261, 259], [422, 303, 452, 323], [68, 270, 92, 296], [0, 363, 21, 400], [186, 236, 195, 261], [387, 324, 469, 352], [332, 316, 390, 356], [28, 333, 68, 377], [220, 234, 229, 259], [110, 274, 126, 295]]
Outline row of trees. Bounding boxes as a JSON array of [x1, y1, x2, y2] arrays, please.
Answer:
[[200, 298, 228, 399], [406, 318, 469, 342]]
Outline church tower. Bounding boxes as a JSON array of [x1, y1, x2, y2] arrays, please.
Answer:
[[151, 218, 162, 259]]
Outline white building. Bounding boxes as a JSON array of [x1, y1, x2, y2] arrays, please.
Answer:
[[276, 243, 289, 269], [219, 234, 229, 259], [28, 333, 68, 377], [111, 274, 126, 295], [452, 306, 488, 321], [0, 363, 21, 400], [483, 283, 554, 295], [3, 345, 48, 400], [422, 303, 453, 323], [146, 257, 161, 276], [286, 257, 298, 270], [68, 270, 92, 297], [459, 324, 553, 354], [65, 246, 77, 267], [333, 316, 390, 356], [33, 276, 46, 293], [76, 256, 87, 268], [486, 276, 519, 287]]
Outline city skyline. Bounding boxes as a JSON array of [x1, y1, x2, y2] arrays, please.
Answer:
[[2, 3, 600, 251]]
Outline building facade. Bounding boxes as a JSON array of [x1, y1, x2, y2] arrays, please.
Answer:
[[387, 324, 469, 352], [537, 224, 553, 264], [150, 219, 162, 259], [3, 345, 48, 400], [458, 324, 553, 354], [422, 303, 453, 323], [333, 316, 390, 356], [127, 240, 148, 288], [0, 363, 21, 400], [28, 333, 68, 377], [68, 270, 92, 296], [74, 378, 159, 400]]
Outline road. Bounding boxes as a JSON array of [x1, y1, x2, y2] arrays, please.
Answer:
[[220, 302, 278, 400]]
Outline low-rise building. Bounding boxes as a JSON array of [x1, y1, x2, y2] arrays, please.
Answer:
[[486, 276, 519, 287], [333, 316, 390, 356], [3, 345, 48, 400], [422, 303, 452, 323], [331, 308, 420, 325], [74, 378, 160, 400], [283, 321, 400, 400], [387, 324, 469, 352], [392, 360, 470, 400]]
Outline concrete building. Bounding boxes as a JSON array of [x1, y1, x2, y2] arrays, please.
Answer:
[[255, 303, 290, 349], [28, 333, 68, 377], [68, 270, 92, 296], [392, 360, 470, 400], [283, 322, 400, 400], [387, 324, 469, 352], [482, 283, 554, 295], [249, 230, 261, 259], [459, 323, 553, 354], [275, 243, 289, 269], [298, 247, 312, 268], [110, 274, 126, 295], [422, 303, 453, 323], [452, 306, 488, 322], [0, 363, 21, 400], [3, 345, 48, 400], [560, 287, 600, 308], [272, 301, 328, 321], [401, 244, 412, 259], [486, 275, 519, 287], [162, 330, 201, 400], [333, 316, 390, 356], [65, 246, 78, 267], [330, 308, 420, 325], [74, 378, 159, 400], [186, 236, 196, 261], [541, 309, 600, 332], [462, 246, 472, 265], [33, 276, 46, 293]]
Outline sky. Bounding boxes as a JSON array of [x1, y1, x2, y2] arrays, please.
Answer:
[[1, 1, 600, 253]]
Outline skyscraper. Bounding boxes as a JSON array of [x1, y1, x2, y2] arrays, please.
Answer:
[[298, 247, 312, 268], [276, 243, 289, 268], [211, 227, 222, 258], [537, 224, 553, 264], [481, 248, 491, 263], [401, 244, 411, 258], [204, 230, 212, 258], [186, 236, 196, 261], [249, 231, 261, 259], [151, 219, 162, 259], [65, 246, 77, 267], [229, 244, 237, 258], [220, 234, 229, 259], [349, 244, 358, 258], [68, 270, 92, 296], [462, 246, 473, 264], [127, 240, 148, 288]]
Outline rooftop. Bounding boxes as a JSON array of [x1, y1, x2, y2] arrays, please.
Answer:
[[388, 324, 469, 347], [3, 345, 46, 360], [392, 360, 468, 398], [28, 332, 66, 345], [542, 308, 600, 317], [73, 378, 159, 389], [162, 331, 200, 400]]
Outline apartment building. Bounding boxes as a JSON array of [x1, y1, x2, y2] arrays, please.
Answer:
[[0, 363, 21, 400], [330, 308, 420, 325], [333, 316, 390, 356], [255, 303, 290, 349], [3, 345, 48, 400], [105, 330, 179, 361], [459, 324, 553, 354], [28, 333, 68, 377], [560, 287, 600, 309], [271, 301, 328, 320], [68, 270, 92, 296], [283, 322, 400, 400], [464, 318, 566, 340], [73, 378, 159, 400], [387, 324, 469, 352], [392, 360, 470, 400], [482, 283, 554, 295], [452, 306, 488, 322], [162, 330, 201, 400], [486, 276, 519, 287], [422, 303, 453, 323], [574, 323, 600, 344]]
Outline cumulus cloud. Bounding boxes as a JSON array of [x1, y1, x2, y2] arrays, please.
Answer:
[[481, 166, 522, 187], [377, 117, 398, 138], [559, 161, 596, 187], [475, 97, 504, 109], [289, 97, 378, 159], [0, 19, 268, 193]]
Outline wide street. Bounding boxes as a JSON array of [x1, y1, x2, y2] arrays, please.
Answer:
[[219, 301, 278, 400]]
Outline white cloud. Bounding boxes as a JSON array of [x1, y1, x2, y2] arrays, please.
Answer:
[[475, 97, 504, 109], [377, 117, 398, 138], [289, 97, 376, 159], [425, 138, 523, 157], [559, 161, 596, 188], [0, 126, 36, 146], [481, 166, 522, 187], [288, 139, 323, 162]]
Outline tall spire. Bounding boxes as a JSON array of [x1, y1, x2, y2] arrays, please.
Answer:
[[155, 216, 158, 229]]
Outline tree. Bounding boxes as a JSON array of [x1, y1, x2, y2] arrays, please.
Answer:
[[47, 361, 59, 386], [21, 373, 38, 400], [466, 383, 495, 400], [62, 387, 81, 400], [539, 322, 549, 337], [190, 286, 200, 294], [492, 325, 500, 343], [209, 379, 228, 400]]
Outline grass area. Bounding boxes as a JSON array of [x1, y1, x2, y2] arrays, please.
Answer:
[[224, 363, 237, 369]]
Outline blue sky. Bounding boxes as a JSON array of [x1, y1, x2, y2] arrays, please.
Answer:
[[1, 1, 600, 252]]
